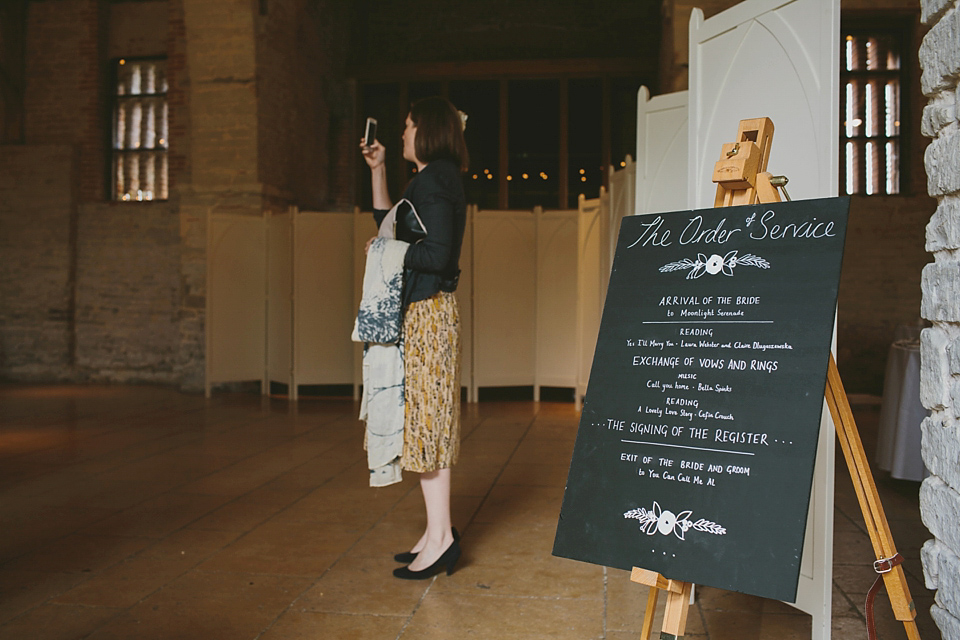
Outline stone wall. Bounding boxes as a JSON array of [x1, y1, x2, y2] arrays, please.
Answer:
[[918, 0, 960, 636]]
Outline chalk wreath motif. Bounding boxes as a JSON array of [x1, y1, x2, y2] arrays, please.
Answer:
[[624, 501, 727, 540], [659, 250, 770, 279]]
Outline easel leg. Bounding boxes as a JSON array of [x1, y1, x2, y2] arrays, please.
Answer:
[[661, 581, 693, 639], [825, 355, 921, 639], [633, 569, 693, 640], [640, 585, 659, 640]]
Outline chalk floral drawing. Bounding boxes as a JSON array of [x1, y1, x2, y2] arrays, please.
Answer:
[[624, 501, 727, 540], [659, 250, 770, 279]]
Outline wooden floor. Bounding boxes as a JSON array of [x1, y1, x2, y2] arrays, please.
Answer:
[[0, 384, 940, 639]]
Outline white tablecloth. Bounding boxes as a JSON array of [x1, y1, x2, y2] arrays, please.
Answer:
[[876, 339, 930, 482]]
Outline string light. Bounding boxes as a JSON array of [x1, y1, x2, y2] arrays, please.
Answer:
[[522, 173, 529, 180], [506, 175, 513, 181]]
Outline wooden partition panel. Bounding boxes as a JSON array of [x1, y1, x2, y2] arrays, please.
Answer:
[[205, 214, 266, 396], [267, 210, 294, 397], [352, 209, 378, 398], [576, 193, 608, 407], [294, 211, 356, 393], [472, 210, 537, 398], [608, 158, 636, 268], [535, 208, 579, 398], [459, 206, 476, 400]]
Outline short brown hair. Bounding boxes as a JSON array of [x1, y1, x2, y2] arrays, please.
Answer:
[[410, 97, 470, 173]]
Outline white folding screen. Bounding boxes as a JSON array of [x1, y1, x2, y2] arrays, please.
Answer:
[[635, 87, 689, 216], [576, 191, 609, 409], [607, 157, 636, 265], [205, 214, 266, 397], [459, 206, 476, 402], [352, 209, 378, 399], [295, 211, 356, 395], [535, 209, 579, 399], [267, 210, 294, 397], [471, 210, 537, 399], [206, 205, 612, 404]]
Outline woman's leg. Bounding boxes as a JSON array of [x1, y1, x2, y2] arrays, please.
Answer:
[[406, 467, 454, 571]]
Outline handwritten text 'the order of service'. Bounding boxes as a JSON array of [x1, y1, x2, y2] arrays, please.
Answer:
[[626, 209, 837, 250]]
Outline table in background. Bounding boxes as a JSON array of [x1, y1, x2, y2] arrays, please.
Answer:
[[876, 339, 930, 482]]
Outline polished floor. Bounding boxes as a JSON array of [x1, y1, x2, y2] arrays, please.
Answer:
[[0, 384, 940, 639]]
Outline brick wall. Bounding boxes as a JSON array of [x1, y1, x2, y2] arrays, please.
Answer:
[[917, 0, 960, 636], [255, 0, 351, 210], [24, 0, 105, 203], [0, 146, 76, 379], [74, 202, 180, 383]]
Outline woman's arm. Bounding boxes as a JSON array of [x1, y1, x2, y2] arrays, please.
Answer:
[[361, 140, 393, 211]]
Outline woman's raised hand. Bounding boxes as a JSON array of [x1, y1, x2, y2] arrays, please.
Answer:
[[360, 139, 386, 169]]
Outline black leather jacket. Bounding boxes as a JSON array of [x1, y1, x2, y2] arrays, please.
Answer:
[[374, 158, 466, 311]]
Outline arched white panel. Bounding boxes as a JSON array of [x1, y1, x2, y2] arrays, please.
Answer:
[[205, 214, 266, 396], [635, 87, 689, 216], [688, 1, 839, 637], [689, 0, 839, 208]]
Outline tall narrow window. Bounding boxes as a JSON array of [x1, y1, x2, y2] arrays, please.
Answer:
[[840, 24, 906, 195], [112, 57, 168, 201]]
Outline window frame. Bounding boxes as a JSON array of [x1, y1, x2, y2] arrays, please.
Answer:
[[109, 55, 169, 202], [839, 12, 915, 197]]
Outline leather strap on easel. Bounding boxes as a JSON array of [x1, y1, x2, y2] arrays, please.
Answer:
[[866, 553, 904, 640]]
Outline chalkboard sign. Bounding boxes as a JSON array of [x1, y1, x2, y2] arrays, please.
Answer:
[[553, 197, 850, 602]]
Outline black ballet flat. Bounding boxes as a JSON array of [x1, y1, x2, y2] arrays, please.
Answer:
[[393, 527, 459, 563], [392, 538, 461, 580]]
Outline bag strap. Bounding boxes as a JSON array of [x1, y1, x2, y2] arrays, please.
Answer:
[[865, 553, 904, 640]]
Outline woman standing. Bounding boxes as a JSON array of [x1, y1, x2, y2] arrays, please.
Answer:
[[360, 97, 468, 579]]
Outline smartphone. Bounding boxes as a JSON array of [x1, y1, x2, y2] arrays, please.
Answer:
[[363, 117, 377, 148]]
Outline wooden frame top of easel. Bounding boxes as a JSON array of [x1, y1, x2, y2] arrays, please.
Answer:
[[630, 117, 920, 640]]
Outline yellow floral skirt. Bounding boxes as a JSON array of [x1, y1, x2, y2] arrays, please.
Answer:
[[401, 292, 461, 473]]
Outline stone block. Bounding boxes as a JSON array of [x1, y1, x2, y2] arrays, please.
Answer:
[[922, 538, 942, 589], [931, 602, 960, 639], [924, 130, 960, 196], [920, 7, 960, 95], [922, 416, 960, 493], [926, 195, 960, 252], [920, 538, 960, 619], [921, 93, 957, 138], [922, 0, 955, 25], [922, 262, 960, 322], [921, 327, 952, 409], [951, 333, 960, 373], [920, 476, 960, 552]]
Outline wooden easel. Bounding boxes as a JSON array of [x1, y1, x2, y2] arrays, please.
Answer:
[[631, 118, 921, 640]]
